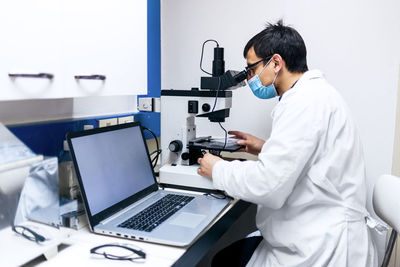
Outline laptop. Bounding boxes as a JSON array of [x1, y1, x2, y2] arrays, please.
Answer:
[[66, 122, 230, 247]]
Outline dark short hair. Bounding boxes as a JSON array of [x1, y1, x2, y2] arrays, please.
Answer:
[[244, 20, 308, 73]]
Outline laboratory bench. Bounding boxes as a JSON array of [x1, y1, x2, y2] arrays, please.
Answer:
[[1, 199, 256, 267]]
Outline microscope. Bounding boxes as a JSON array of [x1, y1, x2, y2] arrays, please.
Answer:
[[159, 42, 248, 191]]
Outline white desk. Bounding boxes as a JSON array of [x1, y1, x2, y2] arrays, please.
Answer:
[[37, 227, 186, 267], [0, 200, 256, 267], [0, 222, 73, 266]]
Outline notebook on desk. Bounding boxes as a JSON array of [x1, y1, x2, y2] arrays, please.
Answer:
[[66, 122, 229, 247]]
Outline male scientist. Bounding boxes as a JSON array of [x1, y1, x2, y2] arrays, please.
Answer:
[[198, 20, 377, 266]]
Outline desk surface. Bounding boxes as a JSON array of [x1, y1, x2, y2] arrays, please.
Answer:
[[0, 222, 74, 266], [173, 200, 253, 267], [0, 200, 254, 266], [38, 228, 186, 267]]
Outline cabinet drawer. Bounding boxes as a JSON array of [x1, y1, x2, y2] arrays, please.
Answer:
[[0, 0, 147, 100], [0, 0, 63, 99]]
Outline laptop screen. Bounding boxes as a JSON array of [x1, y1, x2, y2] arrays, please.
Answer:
[[69, 124, 156, 216]]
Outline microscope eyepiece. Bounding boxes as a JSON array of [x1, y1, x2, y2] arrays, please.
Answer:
[[201, 69, 247, 91], [233, 70, 247, 83]]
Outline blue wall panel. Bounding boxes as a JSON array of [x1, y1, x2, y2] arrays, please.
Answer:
[[136, 0, 161, 136], [145, 0, 161, 98], [9, 118, 98, 157]]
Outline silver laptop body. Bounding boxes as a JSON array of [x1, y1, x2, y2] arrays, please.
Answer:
[[67, 122, 229, 247]]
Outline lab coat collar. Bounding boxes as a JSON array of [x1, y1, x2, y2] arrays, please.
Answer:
[[279, 69, 324, 100], [295, 69, 324, 87]]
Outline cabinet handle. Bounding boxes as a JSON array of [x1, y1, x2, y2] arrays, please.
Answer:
[[8, 72, 54, 79], [74, 74, 106, 81]]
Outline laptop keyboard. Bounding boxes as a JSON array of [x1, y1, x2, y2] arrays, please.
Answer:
[[118, 194, 194, 232]]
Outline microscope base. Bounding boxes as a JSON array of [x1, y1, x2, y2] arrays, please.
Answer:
[[159, 165, 216, 191]]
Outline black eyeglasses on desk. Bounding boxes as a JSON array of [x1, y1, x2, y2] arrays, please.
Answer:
[[12, 225, 46, 243], [90, 243, 146, 262]]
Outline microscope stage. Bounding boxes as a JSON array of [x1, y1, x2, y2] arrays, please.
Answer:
[[188, 137, 244, 152]]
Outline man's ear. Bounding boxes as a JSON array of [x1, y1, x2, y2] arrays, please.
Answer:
[[272, 54, 283, 73]]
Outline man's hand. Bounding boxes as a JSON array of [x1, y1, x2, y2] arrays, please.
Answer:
[[197, 153, 223, 179], [229, 130, 265, 155]]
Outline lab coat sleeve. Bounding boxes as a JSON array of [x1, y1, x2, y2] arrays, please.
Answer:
[[212, 98, 322, 209]]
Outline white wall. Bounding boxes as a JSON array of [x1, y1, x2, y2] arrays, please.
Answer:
[[162, 0, 400, 260], [0, 96, 137, 125]]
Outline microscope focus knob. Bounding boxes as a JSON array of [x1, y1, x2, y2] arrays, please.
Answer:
[[169, 140, 183, 152], [181, 152, 190, 161], [202, 103, 211, 112]]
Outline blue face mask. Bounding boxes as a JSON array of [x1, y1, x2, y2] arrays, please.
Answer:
[[248, 59, 278, 99]]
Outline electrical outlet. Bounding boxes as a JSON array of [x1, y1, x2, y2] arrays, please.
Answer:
[[138, 97, 153, 111], [98, 118, 118, 128], [118, 116, 134, 124]]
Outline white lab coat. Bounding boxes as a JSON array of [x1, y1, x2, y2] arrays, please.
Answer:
[[212, 70, 378, 266]]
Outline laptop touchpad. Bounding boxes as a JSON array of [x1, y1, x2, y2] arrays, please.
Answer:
[[169, 212, 206, 228]]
